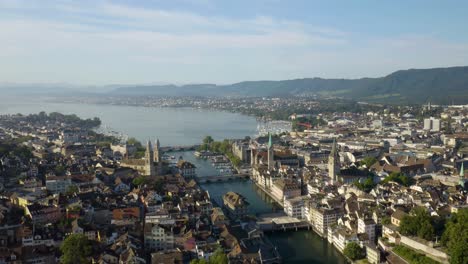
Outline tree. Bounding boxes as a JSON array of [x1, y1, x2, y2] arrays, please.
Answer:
[[399, 207, 435, 241], [382, 172, 413, 187], [343, 242, 365, 261], [441, 209, 468, 264], [153, 179, 164, 193], [209, 248, 228, 264], [190, 260, 208, 264], [203, 136, 214, 145], [132, 176, 147, 187], [361, 157, 377, 168], [65, 185, 79, 196], [127, 137, 142, 147], [354, 176, 375, 192], [190, 248, 228, 264], [381, 216, 391, 225], [60, 234, 92, 264], [55, 165, 67, 176]]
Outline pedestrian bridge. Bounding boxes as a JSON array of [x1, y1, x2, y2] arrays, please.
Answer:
[[161, 144, 201, 152], [195, 174, 250, 183]]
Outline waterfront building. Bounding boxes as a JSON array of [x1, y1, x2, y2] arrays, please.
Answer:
[[271, 179, 301, 203], [328, 226, 359, 252], [357, 218, 376, 243], [232, 139, 251, 164], [284, 196, 310, 219], [365, 244, 381, 264], [310, 206, 342, 236], [223, 192, 249, 219], [176, 160, 196, 178]]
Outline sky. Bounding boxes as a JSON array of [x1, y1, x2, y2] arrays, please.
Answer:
[[1, 0, 468, 85]]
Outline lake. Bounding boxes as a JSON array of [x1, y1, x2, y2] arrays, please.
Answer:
[[0, 96, 258, 146]]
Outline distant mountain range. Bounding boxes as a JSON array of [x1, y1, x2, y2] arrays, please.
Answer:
[[1, 66, 467, 104], [110, 66, 468, 104]]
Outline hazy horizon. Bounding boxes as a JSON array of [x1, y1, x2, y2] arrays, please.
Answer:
[[1, 0, 468, 85]]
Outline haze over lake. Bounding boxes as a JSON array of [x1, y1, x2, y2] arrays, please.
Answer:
[[0, 96, 258, 146]]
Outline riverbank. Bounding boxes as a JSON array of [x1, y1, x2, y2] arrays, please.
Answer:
[[180, 150, 347, 264]]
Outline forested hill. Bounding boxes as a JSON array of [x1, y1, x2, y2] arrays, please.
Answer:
[[111, 66, 468, 104]]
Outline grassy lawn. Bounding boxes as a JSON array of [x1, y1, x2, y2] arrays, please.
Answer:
[[392, 245, 441, 264]]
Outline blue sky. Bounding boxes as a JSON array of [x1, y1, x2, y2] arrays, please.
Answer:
[[1, 0, 467, 85]]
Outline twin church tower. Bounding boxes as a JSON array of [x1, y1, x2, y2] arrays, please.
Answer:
[[144, 139, 161, 176], [120, 138, 162, 176]]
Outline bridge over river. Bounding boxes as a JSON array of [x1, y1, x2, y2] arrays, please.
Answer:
[[195, 173, 250, 183], [160, 144, 201, 152]]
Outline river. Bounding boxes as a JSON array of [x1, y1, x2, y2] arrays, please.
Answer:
[[0, 96, 346, 263], [171, 151, 347, 264]]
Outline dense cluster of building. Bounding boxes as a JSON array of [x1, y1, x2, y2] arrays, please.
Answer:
[[0, 102, 466, 264], [230, 104, 467, 263], [0, 114, 280, 263]]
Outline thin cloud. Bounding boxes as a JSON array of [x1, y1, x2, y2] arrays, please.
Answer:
[[0, 1, 466, 85]]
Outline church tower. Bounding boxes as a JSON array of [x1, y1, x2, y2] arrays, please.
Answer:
[[328, 138, 340, 184], [267, 133, 274, 171], [459, 162, 466, 187], [145, 140, 156, 176], [154, 138, 161, 163]]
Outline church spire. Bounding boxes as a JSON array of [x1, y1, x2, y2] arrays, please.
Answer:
[[145, 140, 153, 163], [331, 138, 338, 157], [459, 162, 466, 187], [154, 138, 161, 163], [146, 139, 152, 150], [461, 162, 465, 178], [268, 132, 272, 149], [267, 132, 273, 171], [329, 138, 340, 184], [145, 139, 156, 176]]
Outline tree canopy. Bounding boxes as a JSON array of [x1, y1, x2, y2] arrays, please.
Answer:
[[343, 242, 365, 261], [399, 207, 435, 241], [441, 209, 468, 264], [198, 137, 242, 167], [361, 157, 377, 168], [382, 172, 413, 186], [354, 176, 375, 192], [132, 176, 147, 187], [190, 248, 228, 264], [60, 234, 92, 264]]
